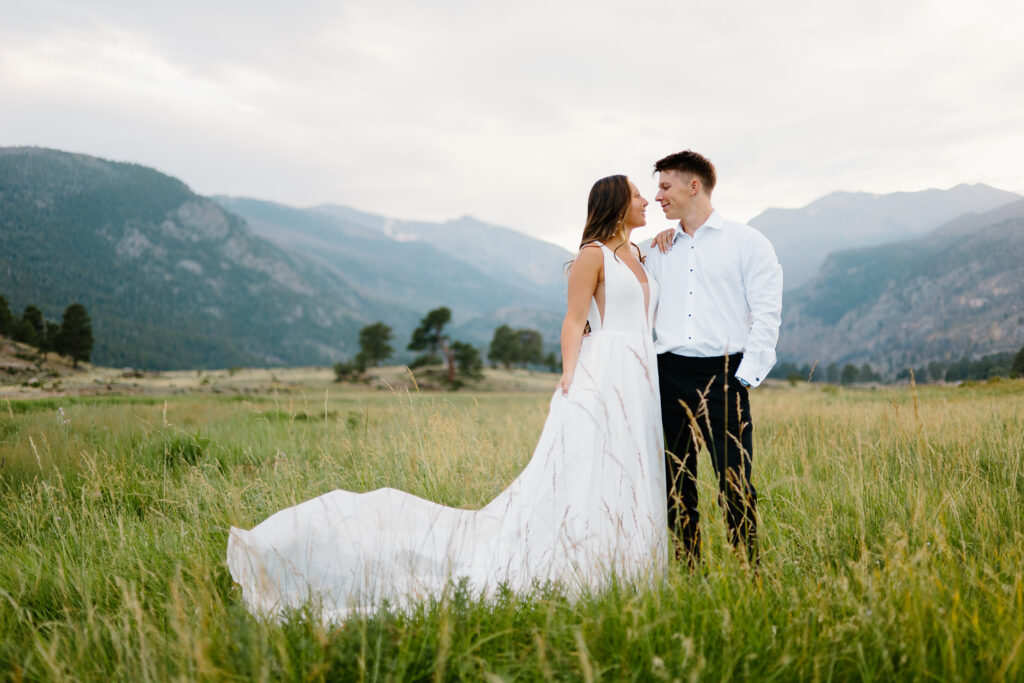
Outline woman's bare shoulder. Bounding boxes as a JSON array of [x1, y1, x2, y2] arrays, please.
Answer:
[[573, 244, 604, 263], [568, 243, 603, 277]]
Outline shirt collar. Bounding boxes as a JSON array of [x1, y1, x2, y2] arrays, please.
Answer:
[[672, 209, 722, 241]]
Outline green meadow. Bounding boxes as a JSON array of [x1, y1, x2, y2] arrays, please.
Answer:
[[1, 379, 1023, 681]]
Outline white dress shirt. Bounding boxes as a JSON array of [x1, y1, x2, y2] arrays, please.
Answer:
[[645, 210, 783, 387]]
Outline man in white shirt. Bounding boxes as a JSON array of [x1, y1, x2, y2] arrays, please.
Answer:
[[645, 150, 783, 568]]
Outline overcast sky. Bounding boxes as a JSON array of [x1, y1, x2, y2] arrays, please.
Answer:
[[2, 0, 1022, 251]]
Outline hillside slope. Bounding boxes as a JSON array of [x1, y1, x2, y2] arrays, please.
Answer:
[[0, 148, 380, 368], [778, 200, 1024, 371], [214, 197, 570, 348], [0, 148, 571, 369]]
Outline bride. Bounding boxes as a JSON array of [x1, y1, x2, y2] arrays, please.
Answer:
[[227, 175, 667, 621]]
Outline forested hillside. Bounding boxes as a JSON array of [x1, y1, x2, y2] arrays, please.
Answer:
[[0, 148, 375, 368], [0, 147, 570, 370]]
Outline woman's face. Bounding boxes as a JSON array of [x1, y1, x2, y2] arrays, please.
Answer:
[[623, 180, 648, 229]]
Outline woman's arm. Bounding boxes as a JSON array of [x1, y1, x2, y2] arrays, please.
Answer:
[[557, 246, 602, 395]]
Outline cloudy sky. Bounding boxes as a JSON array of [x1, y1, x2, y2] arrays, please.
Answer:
[[2, 0, 1022, 251]]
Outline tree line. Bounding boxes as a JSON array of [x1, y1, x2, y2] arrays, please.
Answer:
[[335, 307, 560, 387], [893, 351, 1024, 383], [337, 308, 1024, 388], [487, 325, 559, 371], [0, 295, 94, 367], [773, 348, 1024, 385], [772, 360, 882, 385]]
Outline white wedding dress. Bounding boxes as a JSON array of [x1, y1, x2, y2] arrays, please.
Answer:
[[227, 244, 667, 621]]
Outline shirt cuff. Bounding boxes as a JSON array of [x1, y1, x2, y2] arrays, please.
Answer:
[[736, 357, 768, 388]]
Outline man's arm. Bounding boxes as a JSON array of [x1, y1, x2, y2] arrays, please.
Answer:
[[735, 229, 783, 387]]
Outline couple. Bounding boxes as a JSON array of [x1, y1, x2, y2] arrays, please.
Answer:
[[226, 150, 783, 621]]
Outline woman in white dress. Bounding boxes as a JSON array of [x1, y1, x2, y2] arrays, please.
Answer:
[[227, 176, 666, 621]]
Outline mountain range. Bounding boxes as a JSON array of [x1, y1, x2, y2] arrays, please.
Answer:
[[0, 147, 569, 369], [750, 184, 1020, 289], [211, 198, 569, 346], [777, 199, 1024, 370], [2, 146, 1021, 375]]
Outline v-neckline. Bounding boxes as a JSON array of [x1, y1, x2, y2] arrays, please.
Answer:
[[597, 242, 651, 324], [597, 242, 649, 288]]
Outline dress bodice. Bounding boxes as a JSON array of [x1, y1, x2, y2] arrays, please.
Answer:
[[587, 244, 658, 335]]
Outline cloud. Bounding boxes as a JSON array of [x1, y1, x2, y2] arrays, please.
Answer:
[[2, 0, 1022, 250]]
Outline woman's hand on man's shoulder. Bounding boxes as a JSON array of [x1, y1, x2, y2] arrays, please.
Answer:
[[650, 229, 675, 254]]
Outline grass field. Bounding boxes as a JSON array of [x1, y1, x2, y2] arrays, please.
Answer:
[[1, 378, 1023, 681]]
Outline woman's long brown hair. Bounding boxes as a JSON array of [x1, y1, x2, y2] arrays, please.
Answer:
[[575, 174, 642, 263], [580, 175, 629, 254], [568, 175, 639, 334]]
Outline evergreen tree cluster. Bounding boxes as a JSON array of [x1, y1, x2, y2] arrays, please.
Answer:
[[773, 347, 1024, 385], [896, 351, 1019, 383], [0, 294, 94, 366], [333, 308, 486, 387], [334, 321, 395, 381], [772, 360, 882, 385], [487, 325, 547, 369], [405, 307, 483, 385], [1013, 347, 1024, 379]]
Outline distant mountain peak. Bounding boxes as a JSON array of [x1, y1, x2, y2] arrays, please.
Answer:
[[751, 183, 1021, 290]]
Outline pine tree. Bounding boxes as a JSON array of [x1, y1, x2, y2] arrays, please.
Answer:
[[357, 322, 394, 367], [408, 307, 451, 358], [452, 341, 484, 380], [0, 295, 13, 337], [543, 352, 560, 373], [513, 329, 544, 368], [17, 306, 45, 349], [408, 307, 454, 383], [840, 363, 859, 385], [41, 321, 62, 359], [1012, 345, 1024, 379], [488, 325, 517, 369], [57, 303, 94, 367], [859, 362, 878, 383], [825, 362, 839, 384]]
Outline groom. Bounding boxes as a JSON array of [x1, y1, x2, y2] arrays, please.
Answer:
[[644, 150, 783, 568]]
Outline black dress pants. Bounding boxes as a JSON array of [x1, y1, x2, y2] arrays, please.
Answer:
[[658, 352, 758, 565]]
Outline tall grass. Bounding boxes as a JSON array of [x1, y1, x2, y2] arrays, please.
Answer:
[[1, 381, 1022, 680]]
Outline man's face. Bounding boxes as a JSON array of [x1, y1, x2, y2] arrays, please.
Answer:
[[655, 170, 695, 221]]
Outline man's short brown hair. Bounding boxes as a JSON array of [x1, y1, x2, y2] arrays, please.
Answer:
[[654, 150, 717, 195]]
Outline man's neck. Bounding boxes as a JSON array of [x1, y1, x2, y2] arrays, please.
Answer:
[[679, 206, 714, 237]]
